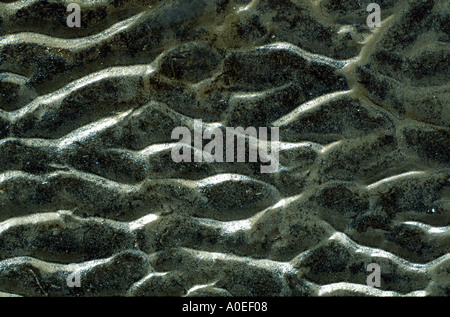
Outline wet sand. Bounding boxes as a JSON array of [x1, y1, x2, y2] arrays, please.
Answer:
[[0, 0, 448, 296]]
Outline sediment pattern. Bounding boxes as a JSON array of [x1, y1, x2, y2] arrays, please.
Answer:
[[0, 0, 448, 296]]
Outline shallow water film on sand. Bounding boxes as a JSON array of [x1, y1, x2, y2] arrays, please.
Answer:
[[0, 0, 448, 297]]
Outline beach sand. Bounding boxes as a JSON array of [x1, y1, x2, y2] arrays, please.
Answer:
[[0, 0, 448, 296]]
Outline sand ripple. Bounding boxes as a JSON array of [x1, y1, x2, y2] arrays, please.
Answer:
[[0, 0, 448, 296]]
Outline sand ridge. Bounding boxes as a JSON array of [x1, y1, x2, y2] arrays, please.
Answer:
[[0, 0, 448, 296]]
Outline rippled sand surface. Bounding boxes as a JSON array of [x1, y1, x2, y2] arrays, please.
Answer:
[[0, 0, 449, 297]]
